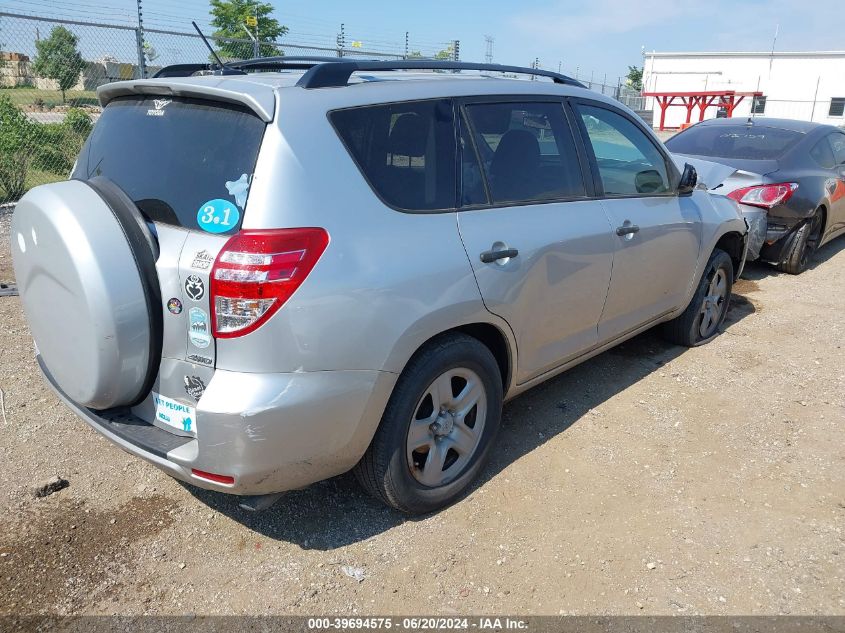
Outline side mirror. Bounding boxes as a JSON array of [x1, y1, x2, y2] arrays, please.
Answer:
[[678, 162, 698, 195]]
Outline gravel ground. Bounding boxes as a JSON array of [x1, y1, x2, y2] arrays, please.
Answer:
[[1, 211, 843, 617]]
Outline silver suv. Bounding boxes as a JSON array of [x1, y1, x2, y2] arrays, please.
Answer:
[[11, 59, 747, 514]]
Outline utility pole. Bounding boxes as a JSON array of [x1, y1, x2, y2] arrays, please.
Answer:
[[405, 31, 409, 58], [135, 0, 147, 79], [242, 1, 260, 58], [484, 35, 494, 64], [336, 23, 345, 57], [243, 17, 260, 58]]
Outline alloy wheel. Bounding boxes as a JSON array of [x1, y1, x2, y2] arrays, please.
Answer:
[[406, 368, 487, 487], [699, 268, 728, 338]]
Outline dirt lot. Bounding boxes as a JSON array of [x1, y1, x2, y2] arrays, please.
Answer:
[[0, 206, 843, 617]]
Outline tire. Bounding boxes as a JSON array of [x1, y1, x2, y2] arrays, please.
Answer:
[[662, 248, 733, 347], [777, 210, 823, 275], [354, 333, 503, 514]]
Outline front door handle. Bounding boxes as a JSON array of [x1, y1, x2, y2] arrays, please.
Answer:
[[480, 248, 519, 263], [616, 224, 640, 237]]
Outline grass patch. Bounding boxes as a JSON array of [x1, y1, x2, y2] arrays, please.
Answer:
[[0, 86, 99, 109], [0, 170, 65, 205], [25, 168, 65, 191]]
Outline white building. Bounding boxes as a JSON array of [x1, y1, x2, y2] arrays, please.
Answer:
[[642, 51, 845, 129]]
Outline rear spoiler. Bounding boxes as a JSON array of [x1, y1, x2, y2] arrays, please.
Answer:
[[96, 78, 275, 123]]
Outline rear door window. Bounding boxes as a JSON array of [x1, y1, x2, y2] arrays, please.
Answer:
[[463, 101, 585, 204], [330, 99, 456, 211], [73, 95, 266, 233]]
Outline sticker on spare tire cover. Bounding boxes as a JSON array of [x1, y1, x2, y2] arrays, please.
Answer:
[[197, 199, 239, 234]]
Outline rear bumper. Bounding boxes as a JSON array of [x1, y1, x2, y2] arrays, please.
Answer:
[[737, 204, 767, 261], [39, 355, 396, 495]]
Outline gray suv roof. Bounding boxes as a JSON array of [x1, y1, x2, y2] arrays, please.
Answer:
[[97, 70, 618, 124]]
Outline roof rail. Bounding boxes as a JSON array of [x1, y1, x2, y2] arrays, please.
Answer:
[[295, 60, 587, 89], [152, 58, 587, 88]]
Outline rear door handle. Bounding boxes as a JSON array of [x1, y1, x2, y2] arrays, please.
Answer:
[[480, 248, 519, 263], [615, 224, 640, 236]]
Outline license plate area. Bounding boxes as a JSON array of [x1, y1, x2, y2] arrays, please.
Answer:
[[151, 392, 196, 436]]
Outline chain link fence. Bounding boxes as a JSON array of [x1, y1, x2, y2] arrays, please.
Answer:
[[0, 11, 411, 203], [1, 10, 641, 203]]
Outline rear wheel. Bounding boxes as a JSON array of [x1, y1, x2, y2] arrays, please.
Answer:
[[777, 210, 823, 275], [354, 333, 502, 514], [662, 248, 733, 347]]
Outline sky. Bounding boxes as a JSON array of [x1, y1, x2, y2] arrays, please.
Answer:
[[3, 0, 843, 84]]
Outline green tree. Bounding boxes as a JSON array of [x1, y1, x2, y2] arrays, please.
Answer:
[[434, 44, 455, 60], [0, 97, 35, 202], [626, 65, 643, 91], [209, 0, 288, 60], [32, 26, 86, 104]]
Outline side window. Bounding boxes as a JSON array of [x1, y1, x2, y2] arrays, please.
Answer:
[[330, 99, 456, 211], [577, 104, 671, 196], [830, 133, 845, 166], [463, 101, 585, 204], [810, 136, 837, 169]]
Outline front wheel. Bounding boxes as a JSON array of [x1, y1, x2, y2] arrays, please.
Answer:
[[777, 210, 823, 275], [662, 248, 734, 347], [354, 333, 503, 514]]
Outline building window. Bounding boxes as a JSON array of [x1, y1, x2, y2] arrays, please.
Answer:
[[830, 98, 845, 118], [751, 96, 766, 114]]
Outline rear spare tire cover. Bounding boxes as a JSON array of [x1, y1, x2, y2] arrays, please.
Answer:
[[11, 179, 161, 410]]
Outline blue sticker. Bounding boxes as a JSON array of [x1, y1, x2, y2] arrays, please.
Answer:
[[225, 173, 250, 209], [197, 199, 239, 234], [189, 307, 211, 349]]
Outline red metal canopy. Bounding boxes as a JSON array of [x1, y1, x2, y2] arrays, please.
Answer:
[[641, 90, 764, 131]]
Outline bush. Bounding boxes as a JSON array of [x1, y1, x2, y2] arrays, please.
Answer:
[[31, 112, 92, 176], [0, 99, 95, 202], [31, 123, 73, 174], [64, 107, 92, 136], [0, 96, 35, 202]]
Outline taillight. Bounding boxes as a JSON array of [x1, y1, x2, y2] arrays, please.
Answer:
[[727, 182, 798, 209], [210, 228, 329, 338]]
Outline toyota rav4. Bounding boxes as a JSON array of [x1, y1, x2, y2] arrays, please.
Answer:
[[11, 59, 747, 514]]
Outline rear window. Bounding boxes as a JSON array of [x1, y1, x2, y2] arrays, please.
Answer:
[[330, 99, 456, 211], [666, 125, 803, 160], [73, 95, 266, 233]]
